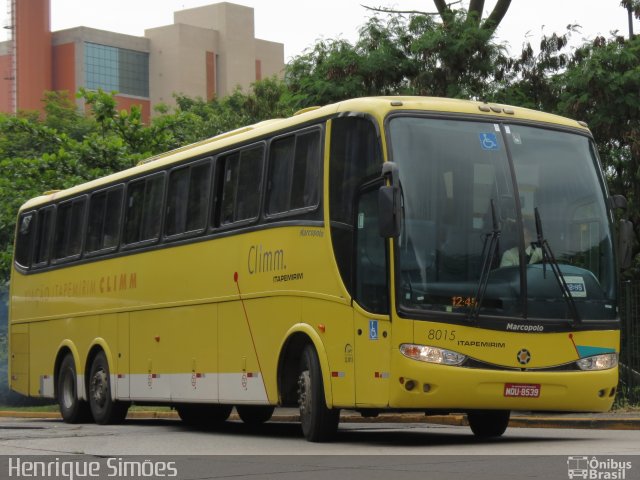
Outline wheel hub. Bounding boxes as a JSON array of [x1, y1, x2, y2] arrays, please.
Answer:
[[61, 369, 75, 409], [91, 369, 108, 408], [298, 371, 311, 417]]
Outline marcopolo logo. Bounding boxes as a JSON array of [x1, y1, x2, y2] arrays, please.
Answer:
[[506, 323, 544, 332], [567, 456, 632, 479]]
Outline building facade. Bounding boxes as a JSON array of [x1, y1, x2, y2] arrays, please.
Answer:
[[0, 1, 284, 121]]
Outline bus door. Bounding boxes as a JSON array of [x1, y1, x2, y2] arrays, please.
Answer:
[[353, 185, 391, 407]]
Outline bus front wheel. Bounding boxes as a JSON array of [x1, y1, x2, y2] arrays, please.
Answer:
[[88, 351, 129, 425], [468, 410, 510, 438], [297, 345, 339, 442], [57, 354, 91, 423], [236, 405, 275, 425]]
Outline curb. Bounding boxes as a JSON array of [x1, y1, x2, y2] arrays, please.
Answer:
[[1, 410, 639, 430]]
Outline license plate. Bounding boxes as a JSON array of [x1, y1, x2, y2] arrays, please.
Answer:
[[504, 383, 541, 398]]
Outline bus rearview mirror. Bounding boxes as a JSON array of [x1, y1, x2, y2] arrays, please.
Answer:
[[379, 185, 400, 238]]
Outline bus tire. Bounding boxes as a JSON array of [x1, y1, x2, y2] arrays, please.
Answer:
[[236, 405, 275, 425], [176, 404, 232, 428], [88, 351, 129, 425], [468, 410, 510, 438], [57, 354, 92, 423], [297, 344, 339, 442]]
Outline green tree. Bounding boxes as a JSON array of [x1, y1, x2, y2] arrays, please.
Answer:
[[557, 36, 640, 258], [286, 4, 512, 107], [491, 27, 577, 110], [0, 78, 293, 284]]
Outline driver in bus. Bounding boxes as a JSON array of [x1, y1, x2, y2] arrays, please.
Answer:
[[500, 221, 543, 267]]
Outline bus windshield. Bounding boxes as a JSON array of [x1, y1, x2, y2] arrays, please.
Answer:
[[389, 116, 617, 322]]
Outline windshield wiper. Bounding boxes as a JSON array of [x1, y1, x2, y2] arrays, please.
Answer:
[[533, 207, 581, 324], [469, 199, 501, 322]]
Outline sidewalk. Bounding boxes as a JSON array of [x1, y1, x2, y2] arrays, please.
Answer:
[[1, 408, 639, 430]]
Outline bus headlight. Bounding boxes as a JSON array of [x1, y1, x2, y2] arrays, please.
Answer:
[[576, 353, 618, 371], [400, 344, 466, 366]]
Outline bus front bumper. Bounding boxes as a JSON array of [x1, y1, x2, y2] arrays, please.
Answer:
[[389, 351, 618, 412]]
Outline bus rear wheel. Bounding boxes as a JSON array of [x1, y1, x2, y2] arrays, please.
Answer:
[[297, 344, 339, 442], [176, 404, 232, 428], [88, 351, 129, 425], [468, 410, 510, 438], [57, 354, 91, 423], [236, 405, 275, 425]]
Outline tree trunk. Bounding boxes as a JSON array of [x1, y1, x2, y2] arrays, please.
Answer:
[[481, 0, 512, 33]]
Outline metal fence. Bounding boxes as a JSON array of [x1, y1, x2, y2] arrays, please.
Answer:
[[619, 281, 640, 406]]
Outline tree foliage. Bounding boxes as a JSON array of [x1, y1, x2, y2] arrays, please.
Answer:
[[0, 78, 294, 283], [1, 1, 640, 280], [287, 8, 511, 107], [556, 36, 640, 272]]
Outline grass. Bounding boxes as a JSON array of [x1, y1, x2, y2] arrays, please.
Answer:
[[0, 404, 174, 412], [0, 404, 58, 412]]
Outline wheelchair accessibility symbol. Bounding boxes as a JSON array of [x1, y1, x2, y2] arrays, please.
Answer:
[[479, 132, 499, 150], [369, 320, 378, 340]]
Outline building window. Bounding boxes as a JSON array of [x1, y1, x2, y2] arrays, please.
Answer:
[[85, 42, 149, 98]]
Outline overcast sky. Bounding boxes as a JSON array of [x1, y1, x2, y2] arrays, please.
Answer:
[[1, 0, 636, 60]]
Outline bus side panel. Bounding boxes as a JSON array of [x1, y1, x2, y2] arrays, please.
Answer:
[[129, 305, 219, 402], [9, 324, 29, 396], [115, 312, 130, 399], [218, 299, 274, 404], [29, 316, 99, 399], [169, 304, 218, 402], [300, 298, 355, 408], [95, 313, 124, 400], [130, 310, 172, 401]]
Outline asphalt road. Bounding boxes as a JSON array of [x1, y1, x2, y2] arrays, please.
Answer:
[[0, 416, 639, 456], [1, 416, 639, 480]]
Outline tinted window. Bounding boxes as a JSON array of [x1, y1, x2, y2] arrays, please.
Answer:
[[355, 186, 388, 313], [267, 130, 321, 215], [53, 197, 86, 260], [166, 160, 212, 237], [220, 146, 264, 225], [33, 207, 54, 265], [15, 212, 35, 267], [86, 187, 123, 253], [124, 174, 165, 245], [329, 117, 382, 294], [267, 136, 294, 214]]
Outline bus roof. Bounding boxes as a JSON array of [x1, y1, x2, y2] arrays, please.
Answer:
[[19, 96, 588, 211]]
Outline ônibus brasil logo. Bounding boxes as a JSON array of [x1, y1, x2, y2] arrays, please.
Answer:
[[567, 456, 632, 479]]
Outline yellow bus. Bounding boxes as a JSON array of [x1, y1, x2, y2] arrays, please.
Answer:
[[9, 97, 621, 441]]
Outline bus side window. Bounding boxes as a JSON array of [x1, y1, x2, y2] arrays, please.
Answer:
[[33, 206, 55, 266], [86, 186, 123, 253], [291, 130, 321, 210], [14, 212, 35, 268], [267, 136, 295, 214], [52, 197, 86, 261], [166, 160, 212, 238], [123, 173, 165, 245], [220, 145, 264, 225], [266, 129, 321, 216]]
